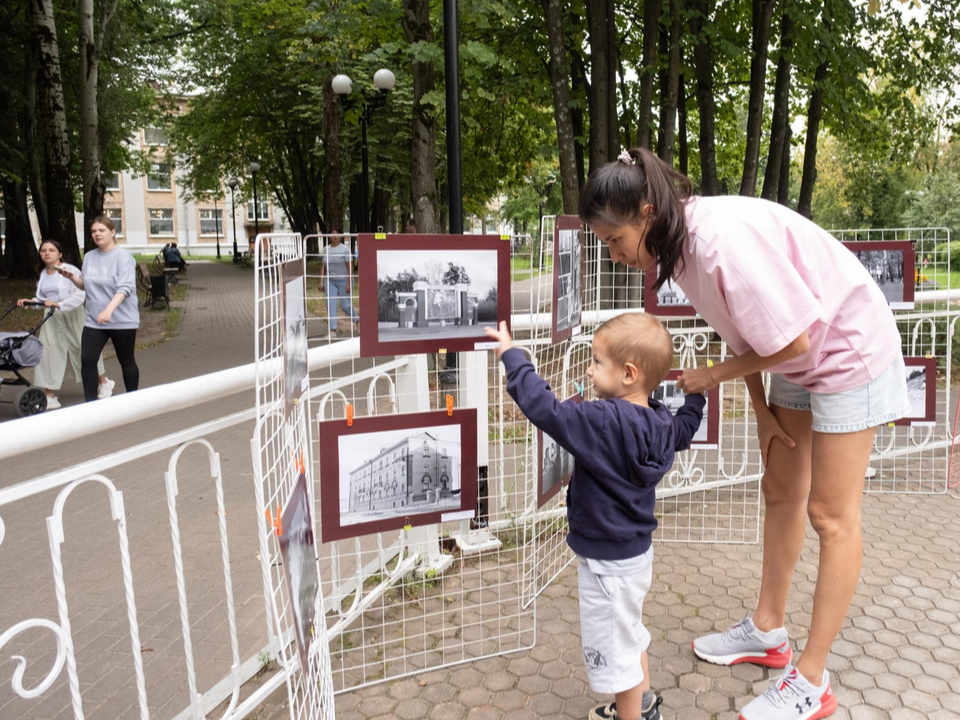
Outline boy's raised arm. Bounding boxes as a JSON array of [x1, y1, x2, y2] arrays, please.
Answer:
[[671, 393, 706, 451]]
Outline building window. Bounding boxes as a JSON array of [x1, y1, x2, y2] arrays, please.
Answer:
[[105, 208, 123, 237], [104, 172, 121, 191], [144, 127, 168, 146], [147, 163, 172, 191], [149, 208, 174, 236], [199, 209, 223, 236], [246, 200, 269, 221]]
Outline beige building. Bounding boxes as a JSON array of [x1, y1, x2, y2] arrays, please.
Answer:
[[26, 124, 289, 255]]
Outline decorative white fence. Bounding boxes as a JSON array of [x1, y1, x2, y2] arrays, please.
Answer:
[[0, 224, 955, 720]]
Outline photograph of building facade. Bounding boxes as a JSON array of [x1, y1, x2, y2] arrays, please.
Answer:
[[344, 431, 461, 524]]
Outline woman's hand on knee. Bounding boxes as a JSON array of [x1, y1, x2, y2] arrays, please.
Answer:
[[756, 409, 796, 466]]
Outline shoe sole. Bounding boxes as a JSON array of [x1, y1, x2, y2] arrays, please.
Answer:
[[692, 641, 793, 668], [738, 690, 838, 720]]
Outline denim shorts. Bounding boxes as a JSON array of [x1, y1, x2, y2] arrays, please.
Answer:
[[768, 354, 911, 434]]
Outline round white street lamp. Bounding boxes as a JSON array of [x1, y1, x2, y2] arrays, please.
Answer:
[[331, 74, 353, 96], [374, 69, 396, 92]]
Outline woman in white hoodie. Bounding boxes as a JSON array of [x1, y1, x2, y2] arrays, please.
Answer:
[[17, 240, 112, 408]]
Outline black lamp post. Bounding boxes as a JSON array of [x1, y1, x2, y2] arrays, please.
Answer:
[[213, 195, 221, 259], [332, 69, 396, 233], [249, 161, 261, 241], [227, 178, 239, 262]]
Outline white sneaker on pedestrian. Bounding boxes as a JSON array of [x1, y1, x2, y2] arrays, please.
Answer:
[[693, 616, 792, 668], [738, 665, 838, 720], [46, 396, 61, 410], [98, 378, 116, 399]]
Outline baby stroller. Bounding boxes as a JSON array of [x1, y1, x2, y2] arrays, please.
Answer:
[[0, 302, 55, 417]]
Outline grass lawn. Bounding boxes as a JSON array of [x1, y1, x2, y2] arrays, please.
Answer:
[[512, 255, 551, 282], [919, 268, 960, 292]]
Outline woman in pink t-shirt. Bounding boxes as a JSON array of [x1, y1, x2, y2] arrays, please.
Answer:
[[579, 148, 909, 720]]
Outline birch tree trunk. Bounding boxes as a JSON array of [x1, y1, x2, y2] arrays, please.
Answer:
[[23, 45, 49, 239], [31, 0, 80, 264], [78, 0, 120, 253], [739, 0, 778, 196], [543, 0, 579, 213], [401, 0, 440, 233]]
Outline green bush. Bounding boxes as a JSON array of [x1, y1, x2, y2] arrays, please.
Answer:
[[928, 241, 960, 270]]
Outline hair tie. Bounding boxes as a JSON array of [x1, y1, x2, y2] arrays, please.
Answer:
[[617, 149, 635, 166]]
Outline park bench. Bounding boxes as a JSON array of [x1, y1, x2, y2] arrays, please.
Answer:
[[137, 264, 168, 309]]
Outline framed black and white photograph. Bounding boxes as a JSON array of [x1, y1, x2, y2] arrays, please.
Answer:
[[552, 216, 583, 344], [278, 471, 320, 674], [896, 357, 936, 426], [842, 241, 915, 310], [538, 395, 582, 507], [319, 409, 479, 542], [652, 371, 720, 449], [358, 234, 511, 356], [643, 266, 696, 317], [282, 259, 309, 417]]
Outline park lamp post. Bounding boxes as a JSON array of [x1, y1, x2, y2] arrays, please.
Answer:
[[227, 178, 239, 262], [332, 69, 396, 233], [213, 194, 221, 259], [249, 161, 261, 242]]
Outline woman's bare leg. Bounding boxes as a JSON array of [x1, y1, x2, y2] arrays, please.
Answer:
[[795, 426, 876, 682], [752, 405, 814, 632]]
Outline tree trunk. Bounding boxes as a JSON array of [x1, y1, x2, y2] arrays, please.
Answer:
[[587, 0, 611, 172], [570, 52, 587, 188], [739, 0, 778, 196], [689, 0, 719, 195], [657, 0, 682, 165], [678, 69, 688, 175], [79, 0, 119, 254], [605, 0, 619, 160], [23, 44, 49, 240], [798, 60, 828, 218], [761, 4, 793, 201], [322, 75, 343, 232], [0, 83, 39, 279], [542, 0, 579, 213], [30, 0, 79, 265], [401, 0, 440, 233], [777, 123, 791, 205], [637, 0, 662, 150]]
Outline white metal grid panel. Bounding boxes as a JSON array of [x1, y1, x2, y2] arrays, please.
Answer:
[[304, 234, 535, 694], [830, 227, 954, 494], [253, 233, 335, 720]]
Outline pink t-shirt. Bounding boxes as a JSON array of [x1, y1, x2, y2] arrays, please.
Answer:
[[675, 196, 901, 393]]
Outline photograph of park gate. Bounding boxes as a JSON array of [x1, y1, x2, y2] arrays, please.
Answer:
[[1, 0, 960, 719]]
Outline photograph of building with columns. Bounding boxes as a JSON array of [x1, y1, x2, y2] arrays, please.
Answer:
[[376, 249, 499, 343], [338, 425, 462, 528]]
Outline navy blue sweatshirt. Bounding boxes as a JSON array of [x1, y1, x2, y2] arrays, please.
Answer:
[[502, 348, 706, 560]]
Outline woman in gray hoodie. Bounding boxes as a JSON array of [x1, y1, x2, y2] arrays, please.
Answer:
[[60, 215, 140, 401]]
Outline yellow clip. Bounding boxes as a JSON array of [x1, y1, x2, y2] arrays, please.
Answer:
[[925, 353, 933, 359], [403, 517, 412, 531], [403, 524, 412, 531], [438, 348, 447, 356], [375, 232, 387, 240], [706, 360, 714, 368], [499, 234, 510, 241], [888, 422, 895, 427]]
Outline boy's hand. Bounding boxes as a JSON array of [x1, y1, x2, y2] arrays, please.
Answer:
[[484, 321, 513, 357], [676, 364, 717, 395]]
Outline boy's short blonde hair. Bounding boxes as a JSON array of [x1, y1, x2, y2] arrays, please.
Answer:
[[595, 312, 674, 393]]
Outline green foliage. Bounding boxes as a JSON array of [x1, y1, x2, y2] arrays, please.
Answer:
[[902, 171, 960, 241]]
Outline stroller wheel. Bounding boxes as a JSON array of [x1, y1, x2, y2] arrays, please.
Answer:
[[15, 388, 47, 417]]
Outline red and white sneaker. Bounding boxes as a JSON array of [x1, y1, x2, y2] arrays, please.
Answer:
[[739, 665, 838, 720], [692, 617, 793, 668]]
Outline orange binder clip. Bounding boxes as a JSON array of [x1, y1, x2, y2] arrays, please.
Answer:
[[266, 504, 283, 537], [346, 403, 354, 427], [446, 394, 454, 416]]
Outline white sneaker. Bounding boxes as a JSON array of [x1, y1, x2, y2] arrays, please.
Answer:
[[693, 616, 792, 668], [739, 665, 838, 720], [46, 396, 61, 410], [98, 378, 115, 399]]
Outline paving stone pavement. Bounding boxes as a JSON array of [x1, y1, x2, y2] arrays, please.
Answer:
[[246, 490, 960, 720]]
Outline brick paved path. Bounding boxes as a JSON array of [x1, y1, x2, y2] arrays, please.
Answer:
[[247, 491, 960, 720]]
